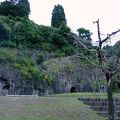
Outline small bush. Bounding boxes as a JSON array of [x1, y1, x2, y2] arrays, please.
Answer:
[[40, 42, 55, 51], [37, 53, 45, 64], [62, 45, 76, 56], [0, 48, 16, 63], [15, 57, 42, 81], [55, 50, 65, 57]]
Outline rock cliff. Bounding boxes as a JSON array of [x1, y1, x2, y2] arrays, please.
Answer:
[[42, 56, 107, 94], [0, 49, 107, 95]]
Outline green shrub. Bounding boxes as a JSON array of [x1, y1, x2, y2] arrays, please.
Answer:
[[55, 50, 65, 57], [0, 48, 16, 63], [40, 42, 55, 51], [0, 21, 10, 41], [52, 30, 68, 48], [62, 45, 76, 56], [37, 53, 45, 64], [15, 57, 42, 81], [38, 25, 54, 43]]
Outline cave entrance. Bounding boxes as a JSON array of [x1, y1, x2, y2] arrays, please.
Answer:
[[2, 84, 10, 90], [0, 78, 10, 95], [70, 86, 77, 93]]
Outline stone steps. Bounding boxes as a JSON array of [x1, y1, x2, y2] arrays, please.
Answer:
[[79, 98, 120, 119], [84, 101, 120, 106], [80, 98, 120, 102], [91, 106, 120, 111]]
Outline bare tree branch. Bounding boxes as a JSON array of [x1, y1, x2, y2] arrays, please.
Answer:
[[93, 19, 102, 48], [65, 33, 97, 52], [80, 56, 109, 73], [71, 52, 111, 74], [112, 64, 120, 75], [101, 29, 120, 44]]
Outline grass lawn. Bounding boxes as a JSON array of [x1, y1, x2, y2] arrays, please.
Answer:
[[51, 92, 120, 98], [0, 92, 116, 120]]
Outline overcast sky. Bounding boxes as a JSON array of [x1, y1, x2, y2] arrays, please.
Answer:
[[29, 0, 120, 45]]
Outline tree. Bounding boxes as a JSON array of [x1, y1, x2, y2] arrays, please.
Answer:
[[67, 19, 120, 120], [77, 27, 92, 47], [51, 4, 67, 28], [17, 0, 30, 17], [0, 1, 14, 16], [52, 22, 70, 48], [77, 28, 92, 41], [0, 0, 30, 17]]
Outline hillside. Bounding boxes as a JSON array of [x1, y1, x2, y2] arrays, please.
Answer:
[[0, 1, 119, 120], [0, 9, 119, 95], [0, 15, 78, 56], [0, 15, 119, 95]]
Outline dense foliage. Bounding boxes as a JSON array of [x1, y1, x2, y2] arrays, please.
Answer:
[[16, 0, 30, 17], [51, 4, 67, 28], [0, 15, 78, 57], [0, 2, 93, 57], [0, 0, 30, 17]]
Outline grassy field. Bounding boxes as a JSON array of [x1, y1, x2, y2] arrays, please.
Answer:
[[0, 93, 115, 120], [51, 92, 120, 98]]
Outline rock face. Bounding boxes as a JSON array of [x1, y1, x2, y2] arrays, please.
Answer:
[[43, 56, 107, 94], [0, 64, 34, 95], [0, 55, 107, 96], [51, 65, 106, 94]]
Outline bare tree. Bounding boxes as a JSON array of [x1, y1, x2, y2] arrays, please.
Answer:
[[66, 19, 120, 120]]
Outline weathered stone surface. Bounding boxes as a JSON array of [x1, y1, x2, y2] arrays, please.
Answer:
[[43, 56, 107, 94], [0, 63, 34, 95], [0, 54, 107, 95]]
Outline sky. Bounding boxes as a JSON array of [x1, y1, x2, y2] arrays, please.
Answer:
[[29, 0, 120, 45], [0, 0, 120, 45]]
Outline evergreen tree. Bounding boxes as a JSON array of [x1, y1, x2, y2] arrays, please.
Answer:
[[51, 4, 67, 28], [17, 0, 30, 17]]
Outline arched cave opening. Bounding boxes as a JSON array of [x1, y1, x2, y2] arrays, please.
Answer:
[[0, 77, 10, 90], [2, 84, 10, 90], [0, 77, 10, 95], [70, 86, 77, 93]]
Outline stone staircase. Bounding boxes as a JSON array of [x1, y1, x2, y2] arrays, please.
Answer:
[[79, 98, 120, 120]]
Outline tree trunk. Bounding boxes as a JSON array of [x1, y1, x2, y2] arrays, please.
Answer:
[[107, 77, 115, 120]]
